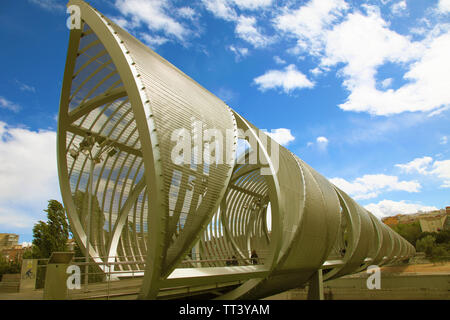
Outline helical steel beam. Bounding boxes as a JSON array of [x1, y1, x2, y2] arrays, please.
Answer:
[[58, 0, 415, 300]]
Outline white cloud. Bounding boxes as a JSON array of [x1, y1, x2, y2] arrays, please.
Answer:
[[316, 136, 329, 150], [321, 7, 450, 116], [253, 64, 314, 93], [273, 0, 348, 55], [391, 1, 407, 16], [202, 0, 271, 47], [395, 156, 433, 174], [232, 0, 273, 10], [235, 15, 272, 48], [0, 96, 20, 112], [437, 0, 450, 13], [396, 156, 450, 188], [177, 7, 197, 20], [0, 122, 59, 230], [380, 78, 393, 89], [228, 45, 249, 61], [115, 0, 190, 40], [330, 174, 421, 200], [140, 33, 169, 48], [29, 0, 65, 12], [430, 160, 450, 188], [273, 56, 286, 65], [440, 136, 448, 145], [274, 2, 450, 116], [202, 0, 237, 21], [266, 128, 295, 146], [364, 200, 438, 219]]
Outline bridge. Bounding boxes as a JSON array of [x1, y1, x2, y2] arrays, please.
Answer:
[[57, 0, 415, 300]]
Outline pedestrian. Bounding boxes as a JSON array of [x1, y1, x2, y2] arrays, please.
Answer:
[[251, 249, 258, 265]]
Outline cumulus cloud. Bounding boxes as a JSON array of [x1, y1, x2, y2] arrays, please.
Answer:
[[364, 200, 438, 218], [266, 128, 295, 146], [115, 0, 191, 40], [391, 1, 407, 16], [235, 15, 272, 48], [395, 156, 434, 174], [253, 64, 314, 93], [437, 0, 450, 14], [273, 0, 348, 55], [202, 0, 272, 47], [330, 174, 421, 200], [430, 160, 450, 188], [0, 122, 60, 231], [323, 7, 450, 116], [396, 156, 450, 188], [272, 2, 450, 116], [202, 0, 237, 21]]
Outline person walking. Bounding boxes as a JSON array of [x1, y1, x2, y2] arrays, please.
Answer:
[[251, 250, 259, 265]]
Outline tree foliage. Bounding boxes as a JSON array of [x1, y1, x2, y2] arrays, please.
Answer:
[[416, 235, 436, 257], [390, 222, 450, 260], [30, 200, 70, 259], [0, 257, 21, 281], [392, 221, 422, 246]]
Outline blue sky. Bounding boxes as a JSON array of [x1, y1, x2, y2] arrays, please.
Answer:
[[0, 0, 449, 243]]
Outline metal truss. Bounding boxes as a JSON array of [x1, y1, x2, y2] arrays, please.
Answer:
[[58, 0, 416, 300]]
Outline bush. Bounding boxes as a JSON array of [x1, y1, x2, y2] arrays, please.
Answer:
[[0, 257, 21, 282], [416, 235, 436, 257]]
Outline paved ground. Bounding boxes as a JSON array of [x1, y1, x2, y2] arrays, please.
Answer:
[[0, 289, 43, 300], [381, 261, 450, 274], [1, 262, 449, 300]]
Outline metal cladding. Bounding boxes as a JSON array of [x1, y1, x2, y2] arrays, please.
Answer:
[[58, 0, 415, 299]]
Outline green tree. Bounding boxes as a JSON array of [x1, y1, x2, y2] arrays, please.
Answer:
[[30, 200, 70, 259], [0, 257, 21, 281], [435, 230, 450, 244], [416, 235, 436, 257], [392, 221, 422, 246]]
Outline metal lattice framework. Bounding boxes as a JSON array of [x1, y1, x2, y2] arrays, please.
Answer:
[[58, 0, 415, 300]]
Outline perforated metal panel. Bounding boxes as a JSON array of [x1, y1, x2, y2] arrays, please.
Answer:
[[58, 0, 416, 300]]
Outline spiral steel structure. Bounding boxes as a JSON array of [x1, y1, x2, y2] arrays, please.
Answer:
[[58, 0, 415, 299]]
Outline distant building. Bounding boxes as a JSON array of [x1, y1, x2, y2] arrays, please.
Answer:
[[0, 233, 19, 252], [0, 234, 32, 263], [382, 208, 449, 232], [419, 215, 448, 233], [444, 216, 450, 231], [1, 245, 27, 263]]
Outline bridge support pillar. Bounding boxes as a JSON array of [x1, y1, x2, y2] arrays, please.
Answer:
[[307, 269, 324, 300]]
